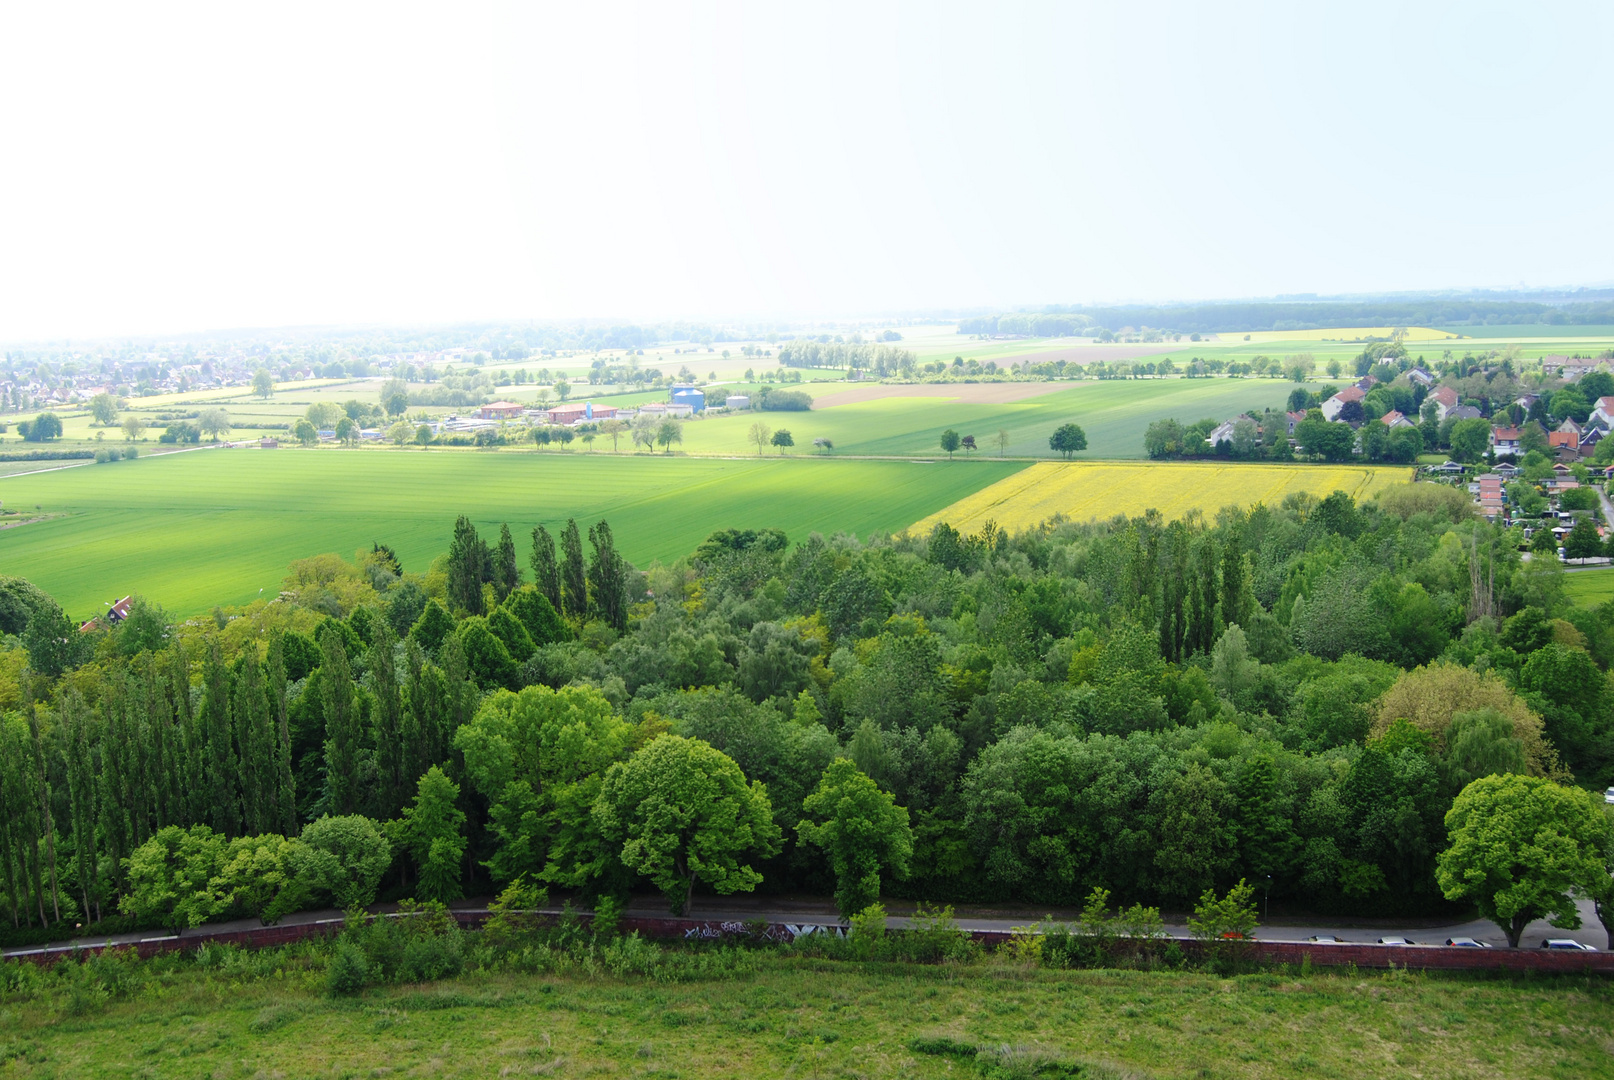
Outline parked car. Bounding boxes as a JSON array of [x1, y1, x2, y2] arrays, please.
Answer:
[[1604, 786, 1614, 805], [1308, 935, 1344, 943], [1542, 939, 1598, 951], [1377, 937, 1413, 945], [1444, 937, 1490, 948]]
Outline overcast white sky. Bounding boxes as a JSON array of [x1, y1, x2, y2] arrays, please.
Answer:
[[1, 1, 1611, 340]]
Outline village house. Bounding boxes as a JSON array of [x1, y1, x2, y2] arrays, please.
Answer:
[[476, 401, 526, 421], [1425, 385, 1460, 421], [1490, 425, 1522, 455], [1380, 410, 1414, 429], [1320, 385, 1366, 422]]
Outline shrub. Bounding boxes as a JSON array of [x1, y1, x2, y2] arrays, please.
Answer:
[[325, 938, 371, 996]]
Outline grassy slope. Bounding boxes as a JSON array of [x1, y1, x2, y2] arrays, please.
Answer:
[[0, 449, 1023, 618], [11, 962, 1612, 1079], [1564, 567, 1614, 607], [686, 378, 1315, 460]]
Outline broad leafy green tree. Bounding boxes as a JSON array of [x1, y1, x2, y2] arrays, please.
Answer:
[[1436, 774, 1613, 947], [594, 735, 781, 914], [392, 766, 467, 903], [939, 429, 960, 459], [88, 392, 118, 425], [797, 759, 913, 918], [455, 685, 634, 890], [293, 814, 393, 911], [1049, 423, 1087, 459]]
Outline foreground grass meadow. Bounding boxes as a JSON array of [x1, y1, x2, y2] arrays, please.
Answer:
[[4, 957, 1611, 1079], [0, 450, 1023, 616]]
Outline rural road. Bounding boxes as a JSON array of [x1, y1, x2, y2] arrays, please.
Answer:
[[7, 895, 1605, 958]]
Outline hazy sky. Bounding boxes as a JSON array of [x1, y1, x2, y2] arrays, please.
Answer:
[[2, 1, 1611, 340]]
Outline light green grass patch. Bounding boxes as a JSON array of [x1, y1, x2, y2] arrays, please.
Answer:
[[0, 448, 1023, 617], [1563, 567, 1614, 607]]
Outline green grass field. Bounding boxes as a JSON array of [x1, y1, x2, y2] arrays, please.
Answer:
[[8, 957, 1610, 1079], [0, 448, 1023, 618], [686, 378, 1312, 459], [1563, 567, 1614, 607]]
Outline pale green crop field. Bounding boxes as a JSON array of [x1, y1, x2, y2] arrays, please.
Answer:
[[0, 448, 1023, 618], [687, 377, 1314, 459]]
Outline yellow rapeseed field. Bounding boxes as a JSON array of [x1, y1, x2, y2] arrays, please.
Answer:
[[1229, 326, 1461, 344], [910, 461, 1412, 534]]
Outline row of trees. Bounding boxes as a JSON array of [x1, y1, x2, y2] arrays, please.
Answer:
[[4, 485, 1614, 943]]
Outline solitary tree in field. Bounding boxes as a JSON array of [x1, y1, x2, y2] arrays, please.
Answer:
[[601, 417, 626, 452], [555, 380, 571, 402], [631, 413, 658, 452], [334, 417, 357, 445], [1049, 422, 1087, 459], [749, 421, 772, 456], [88, 392, 118, 426], [995, 429, 1010, 456], [293, 419, 318, 446], [813, 437, 834, 454], [939, 429, 961, 459], [197, 408, 231, 442], [415, 424, 433, 447], [771, 429, 794, 455], [1437, 774, 1613, 948], [122, 415, 148, 442], [656, 418, 683, 454], [252, 369, 275, 399], [961, 434, 976, 456]]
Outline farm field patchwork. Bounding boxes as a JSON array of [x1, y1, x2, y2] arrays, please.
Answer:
[[1231, 326, 1462, 344], [0, 448, 1023, 618], [911, 461, 1413, 534], [684, 377, 1314, 460]]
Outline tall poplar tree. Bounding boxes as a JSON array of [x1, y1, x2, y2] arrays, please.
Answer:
[[58, 688, 100, 921], [321, 631, 361, 816], [586, 519, 630, 631], [446, 515, 488, 615], [200, 639, 241, 836], [370, 619, 407, 818], [25, 709, 61, 925], [494, 523, 520, 602], [265, 632, 297, 833], [559, 518, 587, 618], [530, 523, 562, 613]]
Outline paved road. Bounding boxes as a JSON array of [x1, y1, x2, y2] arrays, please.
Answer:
[[6, 895, 1605, 958]]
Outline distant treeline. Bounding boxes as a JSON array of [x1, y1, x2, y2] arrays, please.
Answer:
[[968, 300, 1614, 336], [776, 340, 915, 377], [957, 314, 1095, 337], [0, 449, 94, 463]]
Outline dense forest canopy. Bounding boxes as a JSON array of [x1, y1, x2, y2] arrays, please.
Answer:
[[1, 486, 1611, 937]]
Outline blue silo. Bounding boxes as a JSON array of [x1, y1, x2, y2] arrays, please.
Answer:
[[671, 385, 705, 413]]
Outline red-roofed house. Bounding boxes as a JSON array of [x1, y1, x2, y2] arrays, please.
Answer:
[[477, 401, 526, 420], [1426, 386, 1460, 420], [1490, 425, 1522, 454], [1321, 385, 1366, 422], [1380, 410, 1414, 429]]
